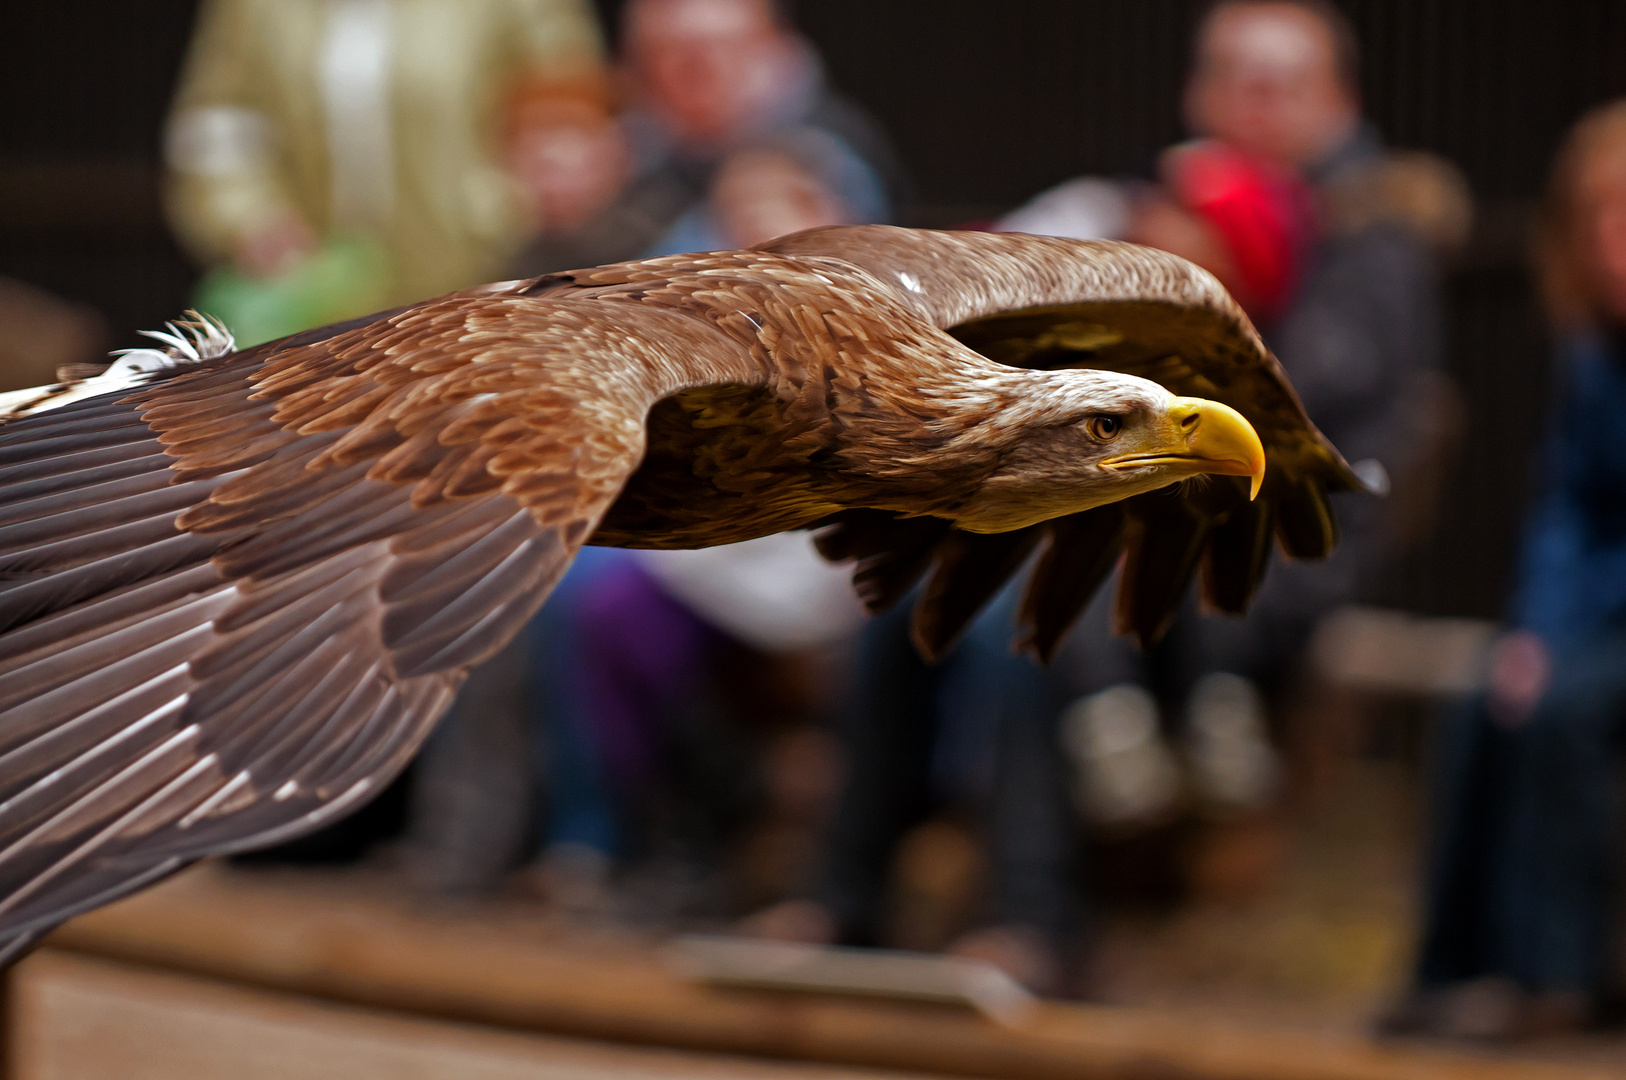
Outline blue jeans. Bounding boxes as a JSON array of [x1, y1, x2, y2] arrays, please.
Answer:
[[528, 548, 633, 857], [1416, 630, 1626, 993], [816, 586, 1080, 945]]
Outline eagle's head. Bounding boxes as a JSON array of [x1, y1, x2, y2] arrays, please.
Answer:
[[950, 368, 1266, 534]]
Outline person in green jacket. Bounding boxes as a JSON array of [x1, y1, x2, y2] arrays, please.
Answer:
[[163, 0, 612, 344]]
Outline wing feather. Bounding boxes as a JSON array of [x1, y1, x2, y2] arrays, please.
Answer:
[[1200, 498, 1275, 615], [0, 442, 174, 497], [1114, 486, 1213, 646], [1273, 479, 1339, 560], [812, 510, 951, 612], [1016, 505, 1127, 663], [910, 528, 1044, 662], [0, 290, 765, 952], [0, 425, 157, 464]]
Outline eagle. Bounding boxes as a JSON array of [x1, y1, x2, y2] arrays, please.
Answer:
[[0, 226, 1363, 960]]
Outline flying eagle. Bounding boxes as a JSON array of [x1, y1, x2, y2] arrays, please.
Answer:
[[0, 226, 1362, 958]]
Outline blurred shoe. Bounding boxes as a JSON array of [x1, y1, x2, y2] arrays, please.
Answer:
[[738, 898, 837, 944], [521, 842, 612, 918], [1521, 989, 1596, 1038], [1375, 978, 1594, 1042], [947, 924, 1063, 997], [1376, 979, 1519, 1040], [1060, 684, 1181, 828], [1185, 672, 1280, 812]]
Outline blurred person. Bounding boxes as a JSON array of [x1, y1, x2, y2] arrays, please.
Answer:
[[511, 0, 899, 275], [625, 0, 797, 148], [1381, 101, 1626, 1043], [164, 0, 610, 344], [1184, 0, 1358, 174], [653, 130, 887, 253], [395, 534, 861, 907], [751, 1, 1458, 990], [494, 131, 886, 908], [413, 0, 900, 906], [1137, 138, 1317, 326], [1067, 0, 1453, 829], [508, 86, 634, 237], [710, 144, 849, 246], [619, 0, 895, 174], [744, 584, 1083, 997], [503, 83, 641, 274], [171, 0, 612, 874], [521, 536, 863, 918], [406, 0, 902, 892]]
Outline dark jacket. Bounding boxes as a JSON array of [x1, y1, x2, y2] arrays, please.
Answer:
[[1512, 331, 1626, 647]]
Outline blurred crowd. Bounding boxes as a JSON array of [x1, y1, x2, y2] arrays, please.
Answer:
[[7, 0, 1626, 1048], [158, 0, 898, 345]]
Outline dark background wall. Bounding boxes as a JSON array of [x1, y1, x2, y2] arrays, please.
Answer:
[[2, 0, 1622, 618]]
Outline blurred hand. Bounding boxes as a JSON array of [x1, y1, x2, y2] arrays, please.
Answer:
[[1128, 192, 1250, 307], [234, 211, 318, 279], [1487, 629, 1550, 726]]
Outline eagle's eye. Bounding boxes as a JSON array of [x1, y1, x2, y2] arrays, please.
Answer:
[[1088, 415, 1123, 441]]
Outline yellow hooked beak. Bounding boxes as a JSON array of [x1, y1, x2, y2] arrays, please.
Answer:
[[1102, 396, 1267, 500]]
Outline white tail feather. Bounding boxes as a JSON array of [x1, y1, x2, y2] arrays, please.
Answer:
[[0, 311, 236, 424]]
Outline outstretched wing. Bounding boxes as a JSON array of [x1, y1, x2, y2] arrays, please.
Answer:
[[765, 226, 1371, 658], [0, 289, 759, 951]]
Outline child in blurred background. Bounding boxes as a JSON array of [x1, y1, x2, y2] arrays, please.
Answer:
[[652, 130, 887, 254]]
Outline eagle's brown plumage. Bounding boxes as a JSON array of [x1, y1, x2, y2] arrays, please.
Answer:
[[0, 226, 1361, 958]]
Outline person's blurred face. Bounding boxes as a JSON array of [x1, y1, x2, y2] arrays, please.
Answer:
[[1575, 143, 1626, 322], [510, 106, 630, 232], [712, 150, 844, 247], [625, 0, 792, 146], [1185, 2, 1358, 169]]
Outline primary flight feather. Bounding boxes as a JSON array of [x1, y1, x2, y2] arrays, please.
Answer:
[[0, 226, 1362, 957]]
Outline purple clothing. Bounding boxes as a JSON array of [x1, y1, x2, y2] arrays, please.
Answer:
[[573, 559, 720, 792]]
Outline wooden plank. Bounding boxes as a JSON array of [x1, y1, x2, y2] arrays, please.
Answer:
[[11, 950, 935, 1080], [43, 865, 1611, 1080], [665, 935, 1037, 1024]]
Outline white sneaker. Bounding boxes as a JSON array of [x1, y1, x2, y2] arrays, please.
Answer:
[[1185, 673, 1280, 811], [1060, 684, 1181, 827]]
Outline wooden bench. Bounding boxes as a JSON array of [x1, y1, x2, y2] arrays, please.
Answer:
[[13, 950, 936, 1080], [13, 864, 1611, 1080]]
